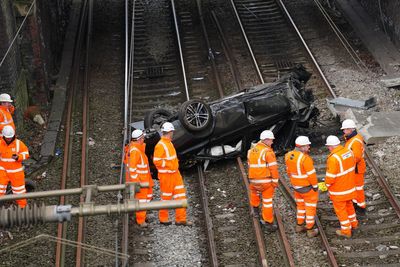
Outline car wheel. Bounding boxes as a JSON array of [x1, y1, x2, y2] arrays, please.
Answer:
[[179, 99, 213, 132], [144, 109, 173, 129]]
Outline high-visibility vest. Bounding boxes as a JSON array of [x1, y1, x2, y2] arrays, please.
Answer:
[[0, 106, 15, 133], [344, 133, 366, 174], [285, 149, 317, 191], [153, 136, 179, 174], [325, 145, 356, 201], [247, 142, 279, 184], [127, 142, 152, 184], [0, 138, 29, 172]]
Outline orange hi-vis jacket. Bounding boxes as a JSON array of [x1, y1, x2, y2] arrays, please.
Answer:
[[0, 138, 29, 172], [153, 136, 179, 174], [247, 142, 279, 185], [325, 145, 356, 201], [285, 149, 318, 191], [0, 105, 15, 133], [344, 132, 366, 174], [127, 142, 152, 184]]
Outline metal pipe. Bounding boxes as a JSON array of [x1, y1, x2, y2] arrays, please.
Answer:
[[0, 200, 187, 229], [70, 199, 187, 216], [170, 0, 190, 101], [0, 183, 149, 202]]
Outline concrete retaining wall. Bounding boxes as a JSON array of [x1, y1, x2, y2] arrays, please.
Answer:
[[357, 0, 400, 49]]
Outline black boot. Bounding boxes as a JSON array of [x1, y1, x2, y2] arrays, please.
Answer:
[[356, 206, 366, 218]]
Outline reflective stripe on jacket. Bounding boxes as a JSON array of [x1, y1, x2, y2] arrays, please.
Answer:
[[285, 149, 317, 190], [325, 145, 356, 201], [344, 133, 366, 174], [247, 142, 279, 184], [127, 142, 152, 185], [0, 138, 29, 172], [0, 106, 15, 133], [153, 136, 179, 174]]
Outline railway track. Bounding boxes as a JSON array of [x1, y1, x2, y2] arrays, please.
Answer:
[[126, 0, 297, 266], [207, 0, 400, 266], [53, 0, 399, 265], [55, 1, 92, 265], [251, 0, 400, 266]]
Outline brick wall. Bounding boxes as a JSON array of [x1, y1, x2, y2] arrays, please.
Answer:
[[0, 0, 71, 126], [0, 0, 20, 94], [357, 0, 400, 49]]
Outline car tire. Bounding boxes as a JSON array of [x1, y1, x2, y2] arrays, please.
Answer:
[[178, 99, 213, 132], [144, 109, 173, 129]]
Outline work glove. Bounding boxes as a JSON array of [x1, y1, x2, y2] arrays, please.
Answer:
[[11, 154, 19, 161], [318, 182, 327, 192]]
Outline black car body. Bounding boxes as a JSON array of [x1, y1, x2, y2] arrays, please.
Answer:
[[135, 65, 318, 162]]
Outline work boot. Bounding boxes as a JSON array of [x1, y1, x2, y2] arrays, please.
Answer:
[[175, 221, 193, 226], [261, 219, 278, 232], [295, 224, 307, 233], [138, 222, 148, 228], [356, 206, 366, 218], [306, 228, 319, 238], [160, 221, 172, 226], [252, 207, 260, 218], [335, 229, 351, 238]]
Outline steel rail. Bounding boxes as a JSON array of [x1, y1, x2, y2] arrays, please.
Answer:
[[229, 0, 264, 83], [196, 0, 224, 98], [55, 1, 89, 266], [279, 177, 338, 267], [197, 165, 219, 266], [171, 0, 190, 101], [210, 10, 243, 91], [312, 0, 368, 72], [237, 158, 268, 267], [274, 207, 296, 267], [76, 0, 93, 265], [120, 0, 134, 265]]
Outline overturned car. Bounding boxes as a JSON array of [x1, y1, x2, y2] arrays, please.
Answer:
[[135, 65, 318, 163]]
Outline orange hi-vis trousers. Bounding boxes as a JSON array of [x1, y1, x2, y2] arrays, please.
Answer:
[[332, 200, 358, 236], [0, 170, 26, 208], [354, 173, 366, 208], [294, 190, 318, 229], [159, 172, 187, 223], [249, 183, 275, 223], [135, 187, 153, 224]]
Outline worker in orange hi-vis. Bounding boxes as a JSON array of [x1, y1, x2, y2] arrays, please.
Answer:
[[285, 136, 319, 238], [0, 94, 16, 135], [127, 129, 154, 228], [247, 130, 279, 232], [324, 135, 358, 238], [341, 119, 367, 217], [153, 122, 192, 226], [0, 126, 29, 208]]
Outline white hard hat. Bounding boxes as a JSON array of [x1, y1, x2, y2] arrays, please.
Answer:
[[131, 129, 144, 140], [325, 135, 340, 146], [260, 130, 275, 140], [295, 136, 311, 146], [0, 93, 13, 103], [341, 119, 357, 129], [161, 122, 175, 132], [2, 125, 15, 138]]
